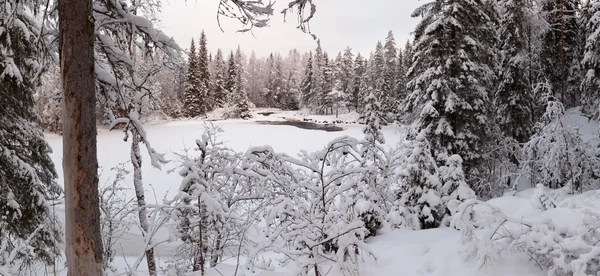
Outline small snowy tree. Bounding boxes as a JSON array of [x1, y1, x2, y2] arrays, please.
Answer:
[[361, 91, 385, 145], [99, 163, 135, 272], [398, 131, 444, 229], [439, 155, 475, 224], [521, 99, 599, 192], [174, 124, 263, 273], [247, 137, 376, 276]]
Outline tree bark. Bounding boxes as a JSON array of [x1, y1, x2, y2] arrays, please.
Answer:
[[131, 131, 157, 276], [60, 0, 104, 275]]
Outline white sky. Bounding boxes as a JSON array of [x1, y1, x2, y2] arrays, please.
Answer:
[[159, 0, 421, 58]]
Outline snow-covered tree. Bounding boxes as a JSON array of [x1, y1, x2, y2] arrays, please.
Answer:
[[247, 137, 375, 276], [174, 125, 264, 273], [211, 49, 227, 108], [362, 91, 385, 145], [521, 98, 599, 193], [234, 47, 252, 119], [99, 163, 135, 272], [541, 0, 581, 107], [0, 1, 62, 269], [406, 0, 495, 196], [184, 39, 203, 117], [495, 0, 535, 144], [382, 31, 398, 118], [341, 47, 355, 106], [301, 52, 315, 108], [351, 54, 367, 111], [582, 1, 600, 111], [197, 31, 211, 113], [439, 155, 475, 223], [398, 131, 444, 229]]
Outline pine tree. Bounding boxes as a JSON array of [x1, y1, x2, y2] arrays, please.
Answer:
[[341, 47, 355, 106], [362, 91, 385, 145], [383, 31, 399, 118], [225, 51, 237, 104], [395, 47, 406, 106], [582, 1, 600, 110], [352, 54, 367, 111], [246, 51, 264, 107], [198, 30, 211, 112], [212, 49, 227, 108], [321, 52, 334, 114], [371, 41, 386, 93], [540, 0, 580, 107], [301, 52, 315, 108], [400, 131, 444, 229], [0, 2, 62, 266], [496, 0, 535, 143], [311, 41, 326, 112], [184, 39, 202, 117], [406, 0, 495, 195], [234, 47, 251, 118]]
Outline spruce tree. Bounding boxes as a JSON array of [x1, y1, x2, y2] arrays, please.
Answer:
[[406, 0, 495, 195], [352, 54, 367, 111], [540, 0, 580, 107], [184, 39, 202, 117], [371, 41, 386, 93], [582, 1, 600, 110], [311, 41, 326, 112], [400, 131, 444, 229], [341, 47, 355, 102], [362, 91, 385, 145], [225, 51, 237, 104], [198, 30, 211, 112], [383, 31, 398, 117], [212, 49, 227, 108], [0, 3, 62, 265], [395, 47, 406, 106], [496, 0, 535, 143], [301, 52, 315, 108], [321, 52, 334, 114], [234, 47, 251, 118]]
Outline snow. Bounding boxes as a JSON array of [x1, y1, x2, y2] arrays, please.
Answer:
[[38, 108, 600, 276]]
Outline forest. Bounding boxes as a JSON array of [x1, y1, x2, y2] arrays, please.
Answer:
[[4, 0, 600, 276]]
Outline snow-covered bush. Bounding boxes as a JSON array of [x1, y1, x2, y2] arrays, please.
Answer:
[[246, 137, 382, 275], [521, 99, 600, 193], [440, 155, 476, 225], [453, 199, 600, 276], [99, 163, 135, 272], [172, 124, 264, 273]]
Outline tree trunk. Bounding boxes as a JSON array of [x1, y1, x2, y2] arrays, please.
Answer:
[[193, 197, 206, 275], [210, 232, 222, 267], [131, 131, 157, 276], [60, 0, 104, 275]]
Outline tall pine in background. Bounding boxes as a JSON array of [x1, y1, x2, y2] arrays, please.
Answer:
[[184, 39, 202, 117], [541, 0, 580, 107], [212, 49, 227, 108], [198, 31, 211, 113], [383, 31, 398, 118]]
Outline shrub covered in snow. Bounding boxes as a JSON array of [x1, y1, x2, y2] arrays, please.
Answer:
[[452, 196, 600, 276]]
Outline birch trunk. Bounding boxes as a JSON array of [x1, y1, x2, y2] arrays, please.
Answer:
[[131, 131, 157, 276]]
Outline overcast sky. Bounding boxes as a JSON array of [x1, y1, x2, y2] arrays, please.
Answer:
[[159, 0, 421, 58]]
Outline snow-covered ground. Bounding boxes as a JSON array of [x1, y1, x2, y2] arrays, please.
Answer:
[[40, 109, 600, 276]]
